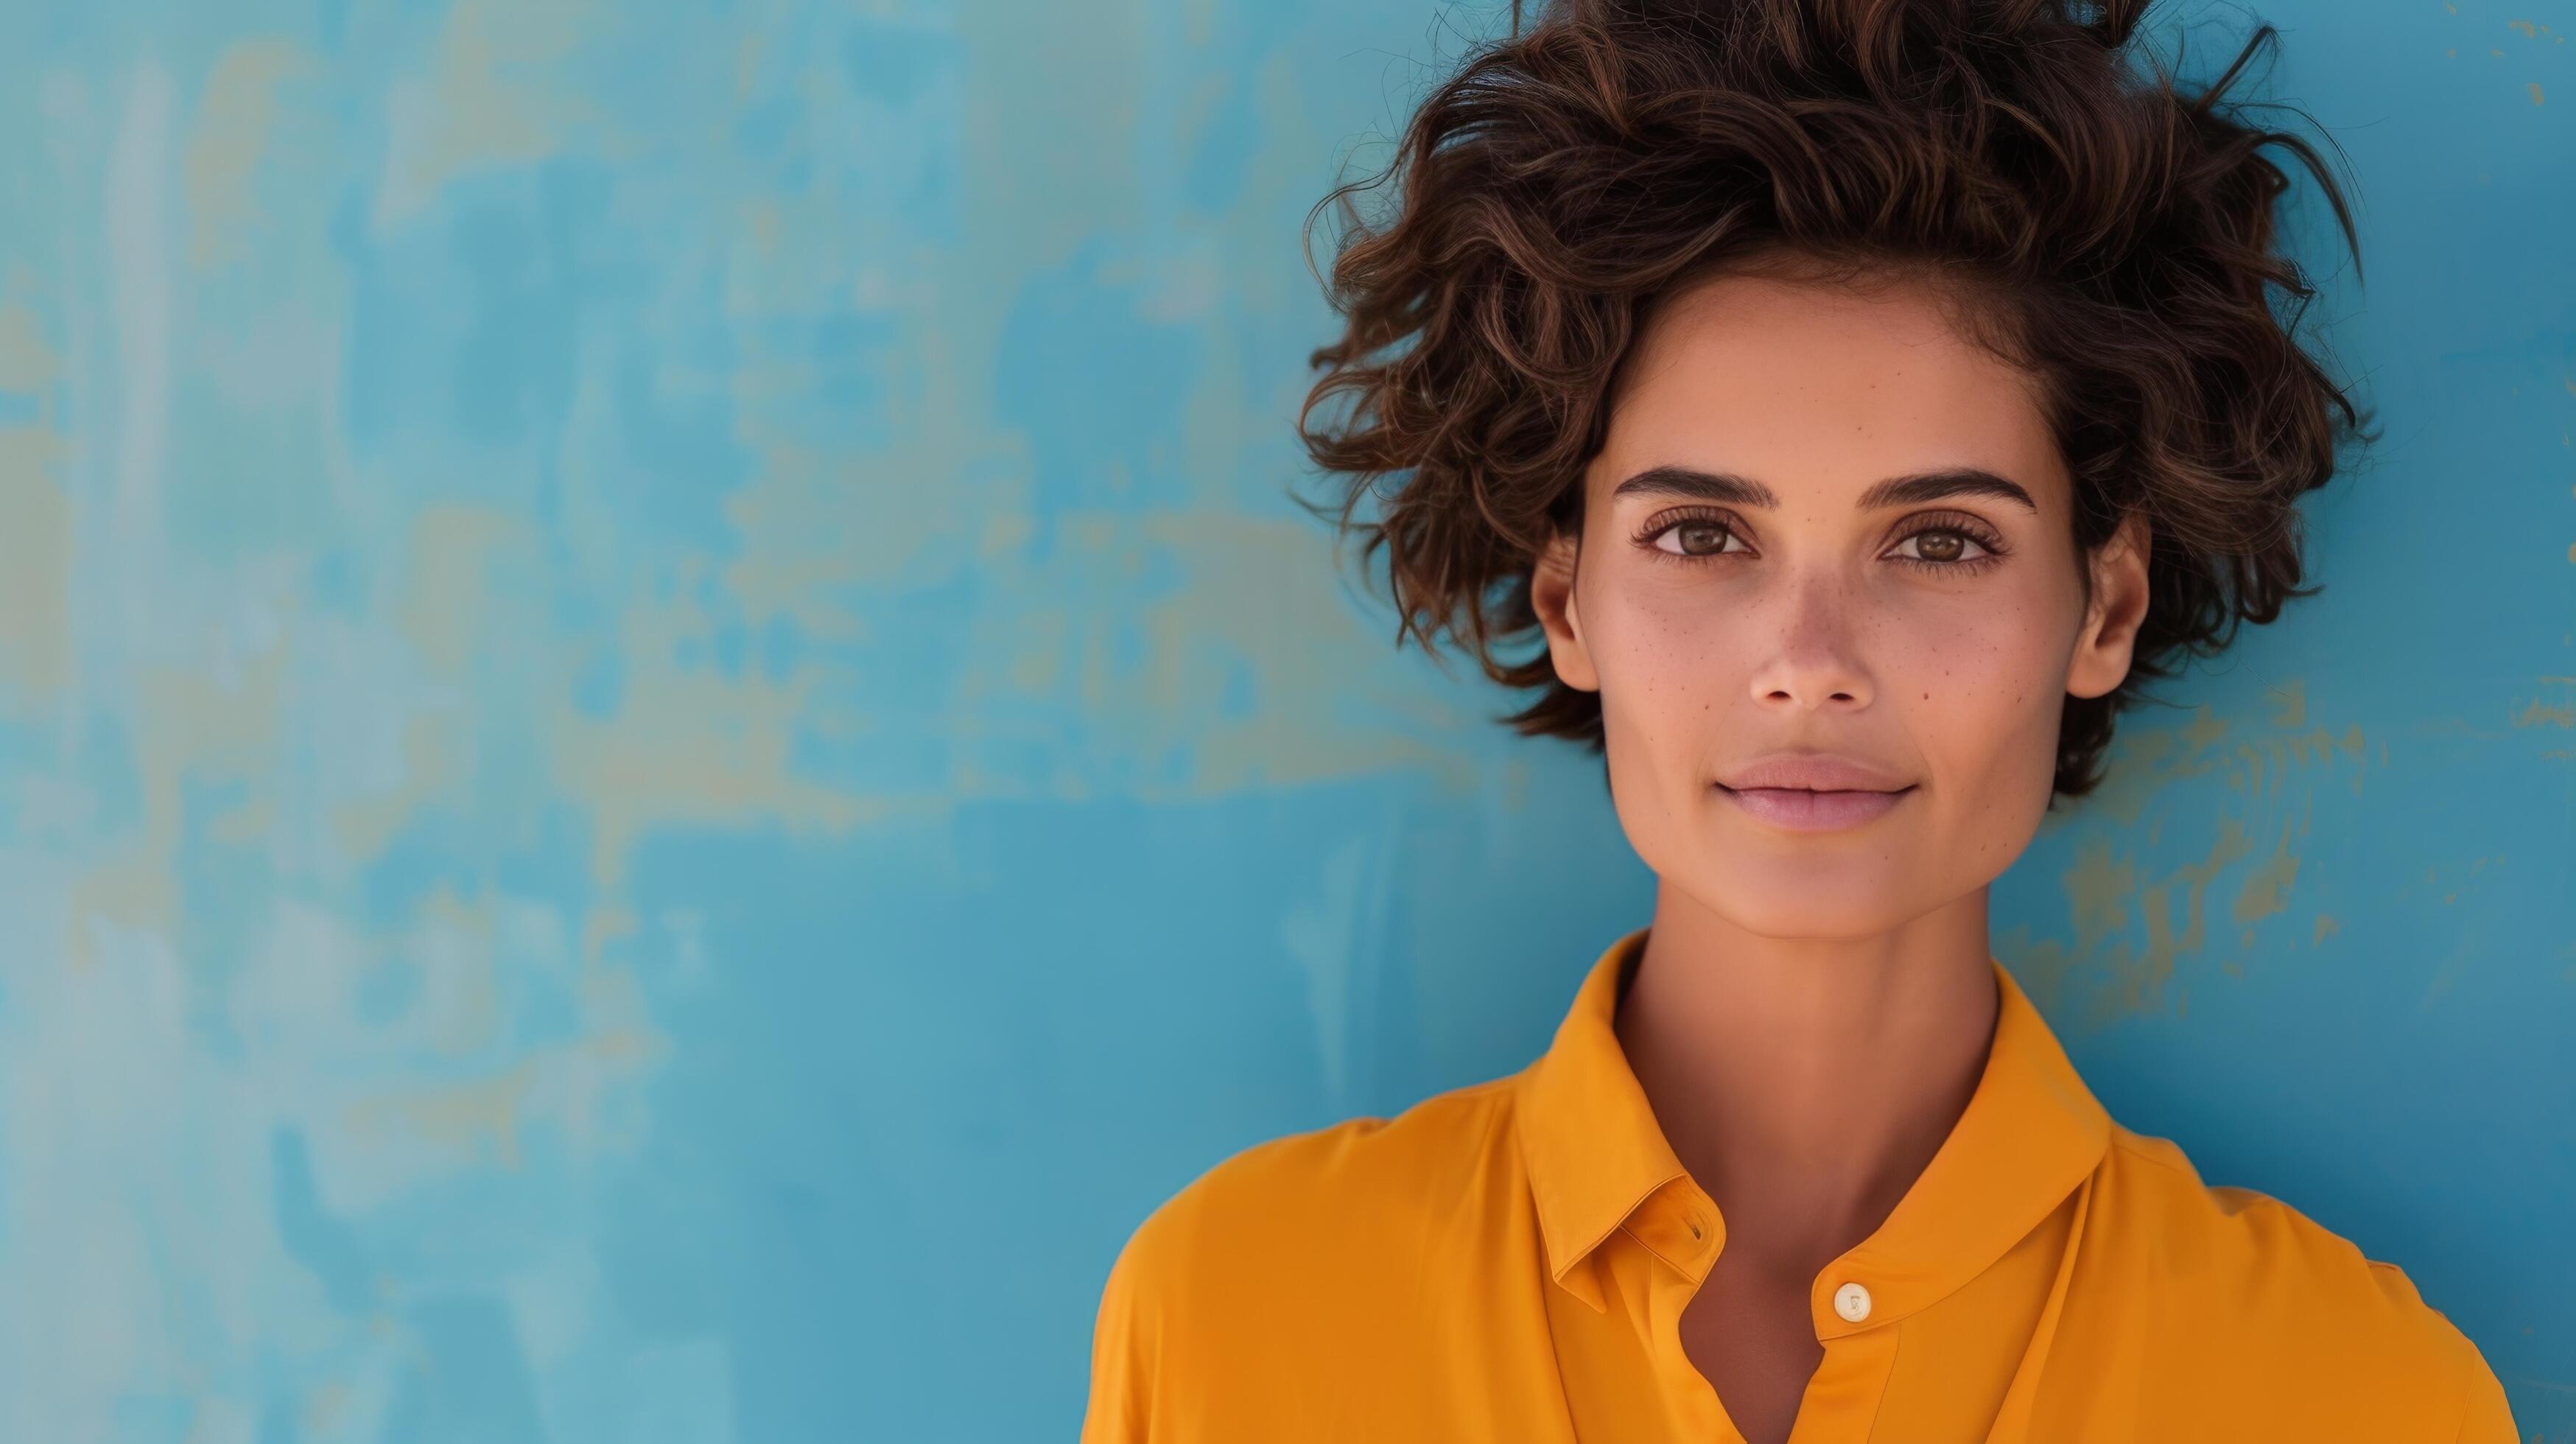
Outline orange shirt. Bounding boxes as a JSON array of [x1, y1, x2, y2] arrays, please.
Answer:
[[1081, 925, 2518, 1442]]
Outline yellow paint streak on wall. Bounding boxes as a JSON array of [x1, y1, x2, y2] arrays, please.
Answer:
[[399, 505, 521, 678], [583, 905, 638, 967], [1006, 609, 1068, 693], [717, 442, 951, 640], [409, 884, 502, 1056], [2082, 706, 2231, 824], [2265, 677, 2306, 728], [2231, 815, 2303, 928], [183, 40, 309, 270], [303, 1382, 354, 1434], [2040, 679, 2366, 1026], [2062, 838, 2135, 954], [206, 791, 274, 844], [337, 504, 882, 887], [940, 506, 1491, 802], [2513, 676, 2575, 728], [332, 508, 517, 862], [352, 1059, 540, 1168], [67, 647, 289, 964], [2092, 815, 2256, 1027], [374, 0, 594, 227], [0, 427, 72, 699], [333, 715, 467, 864], [141, 652, 290, 807], [1137, 513, 1478, 798], [549, 572, 873, 887], [0, 295, 57, 391], [343, 1009, 670, 1169], [0, 297, 69, 702], [2012, 838, 2133, 1018], [981, 512, 1033, 559], [63, 855, 179, 971], [2081, 696, 2359, 820]]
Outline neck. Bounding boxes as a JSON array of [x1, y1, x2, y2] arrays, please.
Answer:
[[1613, 885, 2001, 1261]]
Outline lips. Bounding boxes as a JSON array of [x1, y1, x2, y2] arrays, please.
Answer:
[[1716, 783, 1912, 831], [1716, 753, 1913, 793], [1714, 752, 1915, 832]]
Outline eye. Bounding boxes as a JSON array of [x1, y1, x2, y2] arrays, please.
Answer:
[[1637, 510, 1749, 563], [1885, 514, 2009, 573], [1633, 508, 2011, 573]]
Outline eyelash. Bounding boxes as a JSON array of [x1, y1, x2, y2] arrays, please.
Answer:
[[1631, 508, 2010, 576]]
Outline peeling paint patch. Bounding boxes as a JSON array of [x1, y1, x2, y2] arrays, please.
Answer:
[[2020, 677, 2384, 1027], [0, 426, 72, 699], [183, 40, 309, 270], [2231, 811, 2306, 930], [372, 0, 594, 228], [2512, 676, 2575, 729]]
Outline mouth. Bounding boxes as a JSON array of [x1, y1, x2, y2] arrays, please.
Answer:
[[1714, 782, 1916, 832]]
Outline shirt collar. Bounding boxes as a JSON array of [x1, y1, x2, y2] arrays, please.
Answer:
[[1515, 925, 2111, 1319]]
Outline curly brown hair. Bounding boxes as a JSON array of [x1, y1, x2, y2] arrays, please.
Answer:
[[1291, 0, 2375, 802]]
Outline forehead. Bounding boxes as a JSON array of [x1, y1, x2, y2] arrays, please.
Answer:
[[1597, 269, 2065, 510]]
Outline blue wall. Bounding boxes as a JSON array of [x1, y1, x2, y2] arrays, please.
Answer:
[[0, 1, 2566, 1438]]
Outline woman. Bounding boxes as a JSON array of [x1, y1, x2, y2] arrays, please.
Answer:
[[1081, 0, 2518, 1439]]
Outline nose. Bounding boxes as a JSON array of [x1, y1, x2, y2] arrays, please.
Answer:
[[1746, 569, 1874, 712]]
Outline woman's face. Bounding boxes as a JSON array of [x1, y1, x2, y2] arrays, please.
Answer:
[[1531, 267, 2150, 941]]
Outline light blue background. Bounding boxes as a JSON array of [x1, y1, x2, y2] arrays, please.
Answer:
[[0, 0, 2566, 1439]]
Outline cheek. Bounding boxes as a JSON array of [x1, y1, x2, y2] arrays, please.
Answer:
[[1895, 597, 2070, 781], [1591, 587, 1740, 719]]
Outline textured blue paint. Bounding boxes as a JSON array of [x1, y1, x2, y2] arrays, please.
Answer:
[[0, 0, 2566, 1440]]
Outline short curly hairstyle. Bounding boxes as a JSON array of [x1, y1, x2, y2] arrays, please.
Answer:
[[1293, 0, 2375, 802]]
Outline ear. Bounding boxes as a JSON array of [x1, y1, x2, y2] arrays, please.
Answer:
[[1528, 528, 1601, 693], [2066, 511, 2152, 701]]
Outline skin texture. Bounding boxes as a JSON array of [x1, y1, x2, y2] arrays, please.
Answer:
[[1527, 265, 2153, 1444]]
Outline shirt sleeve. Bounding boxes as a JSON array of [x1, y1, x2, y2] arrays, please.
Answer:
[[1078, 1222, 1161, 1443], [2448, 1328, 2519, 1444]]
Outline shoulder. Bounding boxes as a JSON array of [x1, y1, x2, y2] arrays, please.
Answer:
[[1080, 1073, 1527, 1436], [1115, 1072, 1523, 1300], [2075, 1126, 2514, 1437], [1076, 1073, 1515, 1351], [2093, 1124, 2436, 1311]]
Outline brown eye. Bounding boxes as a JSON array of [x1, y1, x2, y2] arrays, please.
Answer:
[[1888, 523, 2001, 570], [1646, 516, 1746, 560], [1671, 522, 1730, 556]]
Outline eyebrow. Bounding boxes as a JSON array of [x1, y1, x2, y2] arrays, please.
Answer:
[[1609, 465, 2039, 514]]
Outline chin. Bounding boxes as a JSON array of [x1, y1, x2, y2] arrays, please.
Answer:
[[1696, 855, 1920, 939]]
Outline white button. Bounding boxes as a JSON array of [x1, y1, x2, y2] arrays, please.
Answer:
[[1833, 1281, 1873, 1322]]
